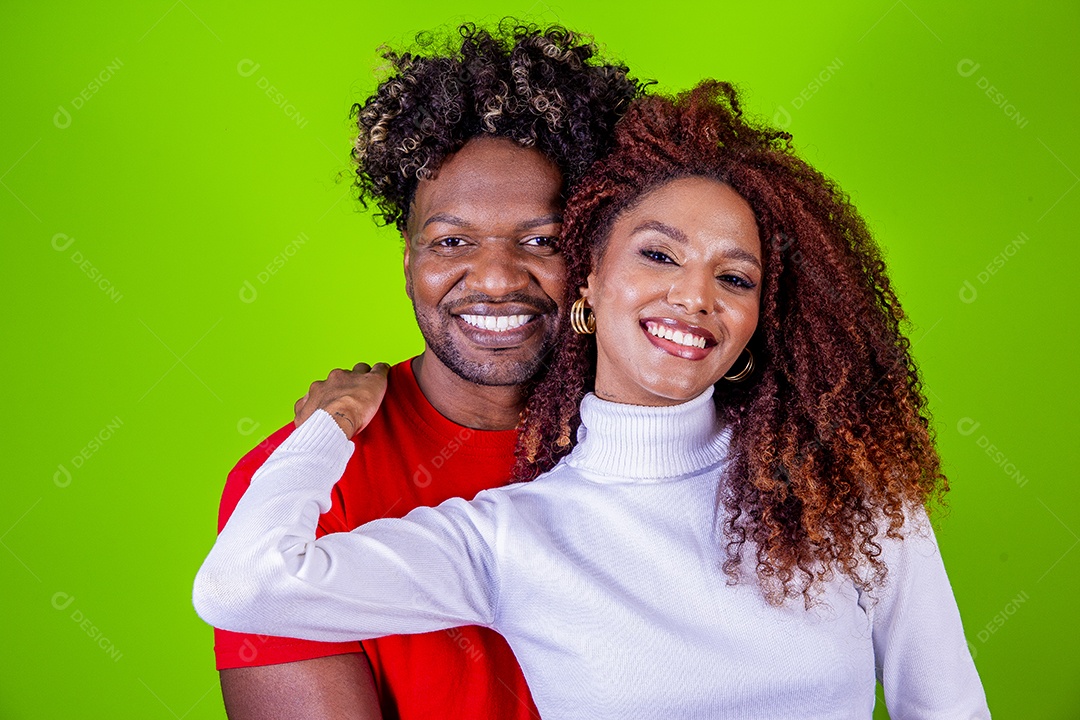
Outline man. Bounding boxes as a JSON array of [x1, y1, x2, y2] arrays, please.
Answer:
[[213, 22, 640, 720]]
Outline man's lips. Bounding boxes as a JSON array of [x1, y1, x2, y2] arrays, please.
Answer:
[[450, 304, 549, 347], [457, 312, 536, 332], [640, 317, 718, 360]]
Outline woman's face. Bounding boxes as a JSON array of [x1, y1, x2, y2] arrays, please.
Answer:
[[584, 176, 762, 406]]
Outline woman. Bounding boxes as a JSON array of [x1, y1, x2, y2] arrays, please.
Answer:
[[195, 82, 989, 718]]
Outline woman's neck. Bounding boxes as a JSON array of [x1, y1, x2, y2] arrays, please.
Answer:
[[564, 387, 730, 481]]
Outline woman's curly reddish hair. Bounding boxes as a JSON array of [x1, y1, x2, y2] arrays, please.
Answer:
[[515, 80, 948, 607], [351, 20, 643, 230]]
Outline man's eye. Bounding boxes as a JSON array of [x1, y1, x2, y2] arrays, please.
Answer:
[[523, 236, 558, 248], [436, 237, 467, 248]]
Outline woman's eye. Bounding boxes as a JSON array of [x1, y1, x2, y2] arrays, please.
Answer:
[[641, 249, 674, 264], [718, 274, 756, 290]]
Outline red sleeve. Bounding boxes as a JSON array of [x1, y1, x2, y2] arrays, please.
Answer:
[[212, 422, 364, 670]]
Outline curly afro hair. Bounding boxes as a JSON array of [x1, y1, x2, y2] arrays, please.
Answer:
[[350, 20, 644, 231], [515, 81, 948, 607]]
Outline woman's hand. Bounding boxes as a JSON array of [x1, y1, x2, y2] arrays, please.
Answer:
[[293, 362, 390, 438]]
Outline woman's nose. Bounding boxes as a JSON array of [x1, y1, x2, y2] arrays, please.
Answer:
[[666, 269, 714, 315]]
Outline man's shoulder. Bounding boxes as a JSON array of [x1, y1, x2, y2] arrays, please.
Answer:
[[217, 357, 519, 527]]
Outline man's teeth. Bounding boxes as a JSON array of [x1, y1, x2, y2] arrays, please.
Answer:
[[645, 321, 708, 349], [460, 314, 534, 332]]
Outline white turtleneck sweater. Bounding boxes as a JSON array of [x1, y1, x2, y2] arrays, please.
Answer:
[[194, 388, 989, 719]]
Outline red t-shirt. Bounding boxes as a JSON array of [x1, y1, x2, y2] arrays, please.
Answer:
[[214, 359, 537, 720]]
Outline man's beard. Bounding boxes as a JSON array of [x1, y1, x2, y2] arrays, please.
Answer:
[[414, 294, 561, 387]]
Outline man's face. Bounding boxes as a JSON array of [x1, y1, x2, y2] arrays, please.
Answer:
[[403, 137, 566, 387]]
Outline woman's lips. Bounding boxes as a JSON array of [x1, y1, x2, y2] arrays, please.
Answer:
[[640, 317, 717, 360]]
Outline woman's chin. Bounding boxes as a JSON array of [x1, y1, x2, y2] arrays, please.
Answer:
[[620, 381, 720, 407]]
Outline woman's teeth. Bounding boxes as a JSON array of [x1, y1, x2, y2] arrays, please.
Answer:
[[460, 314, 533, 332], [645, 321, 708, 349]]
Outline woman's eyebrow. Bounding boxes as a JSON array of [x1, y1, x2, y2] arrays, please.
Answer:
[[631, 220, 688, 243], [724, 247, 762, 270], [632, 220, 762, 270]]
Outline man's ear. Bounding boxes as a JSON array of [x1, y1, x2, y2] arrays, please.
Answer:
[[401, 230, 413, 300]]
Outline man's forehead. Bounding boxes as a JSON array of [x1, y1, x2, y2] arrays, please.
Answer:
[[419, 210, 564, 232], [407, 137, 564, 232]]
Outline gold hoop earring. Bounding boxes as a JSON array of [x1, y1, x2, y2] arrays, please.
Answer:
[[569, 297, 595, 335], [723, 348, 754, 382]]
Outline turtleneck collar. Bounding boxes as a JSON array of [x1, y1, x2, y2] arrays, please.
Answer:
[[563, 386, 730, 482]]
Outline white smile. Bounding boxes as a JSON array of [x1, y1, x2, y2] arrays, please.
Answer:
[[644, 321, 708, 349], [459, 314, 535, 332]]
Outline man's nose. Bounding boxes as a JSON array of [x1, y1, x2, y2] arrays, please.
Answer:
[[463, 243, 532, 297]]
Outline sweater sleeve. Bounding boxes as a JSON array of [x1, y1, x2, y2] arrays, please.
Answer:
[[868, 507, 991, 719], [193, 409, 500, 643]]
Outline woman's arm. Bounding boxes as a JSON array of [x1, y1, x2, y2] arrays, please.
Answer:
[[192, 406, 501, 642], [869, 507, 991, 719]]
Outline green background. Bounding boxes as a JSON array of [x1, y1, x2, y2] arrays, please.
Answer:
[[2, 1, 1076, 717]]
